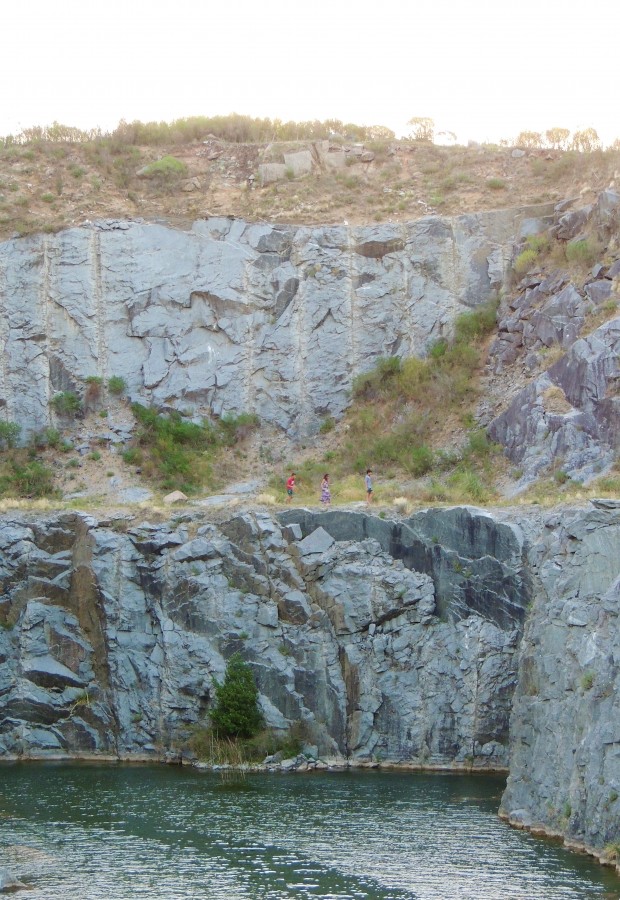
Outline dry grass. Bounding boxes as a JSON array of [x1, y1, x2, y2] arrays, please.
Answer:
[[2, 134, 619, 241], [542, 385, 573, 414]]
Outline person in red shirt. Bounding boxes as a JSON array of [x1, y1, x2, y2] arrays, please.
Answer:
[[286, 472, 296, 503]]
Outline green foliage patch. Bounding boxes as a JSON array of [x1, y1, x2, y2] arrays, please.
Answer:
[[286, 298, 501, 504], [141, 155, 188, 183], [51, 391, 82, 417], [0, 452, 56, 498], [127, 403, 259, 493], [209, 652, 264, 739], [0, 421, 21, 449]]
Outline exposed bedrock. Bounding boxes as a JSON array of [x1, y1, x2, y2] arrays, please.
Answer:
[[0, 502, 619, 855], [0, 505, 532, 767], [0, 205, 552, 438], [500, 499, 620, 857], [487, 190, 620, 487]]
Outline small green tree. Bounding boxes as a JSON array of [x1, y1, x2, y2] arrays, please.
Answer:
[[210, 653, 264, 738]]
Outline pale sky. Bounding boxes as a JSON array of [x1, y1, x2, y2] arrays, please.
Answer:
[[3, 0, 619, 146]]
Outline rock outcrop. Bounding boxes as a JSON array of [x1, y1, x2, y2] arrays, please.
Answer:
[[488, 190, 620, 487], [489, 318, 620, 487], [500, 499, 620, 859], [0, 205, 552, 439], [0, 506, 531, 767], [1, 502, 619, 859]]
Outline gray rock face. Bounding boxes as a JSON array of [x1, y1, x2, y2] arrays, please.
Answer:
[[0, 206, 552, 439], [0, 506, 529, 769], [280, 507, 532, 629], [500, 503, 620, 855], [489, 318, 620, 485], [487, 191, 620, 487]]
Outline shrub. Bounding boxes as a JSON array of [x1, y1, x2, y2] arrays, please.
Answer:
[[33, 427, 64, 450], [107, 375, 127, 396], [210, 652, 264, 739], [581, 671, 595, 691], [526, 233, 550, 254], [486, 177, 506, 190], [84, 375, 103, 408], [188, 723, 304, 764], [51, 391, 82, 417], [565, 238, 601, 267], [0, 421, 21, 450], [217, 412, 260, 446], [448, 468, 491, 503], [407, 445, 434, 476], [0, 458, 55, 498], [352, 356, 401, 400], [128, 403, 222, 492], [141, 155, 188, 183], [513, 247, 538, 275], [453, 299, 499, 343]]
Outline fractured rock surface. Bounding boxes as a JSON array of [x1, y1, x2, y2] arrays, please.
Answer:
[[0, 206, 551, 438]]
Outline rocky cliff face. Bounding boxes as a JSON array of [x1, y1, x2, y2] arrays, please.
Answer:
[[1, 502, 619, 857], [0, 206, 551, 438], [0, 506, 531, 768], [488, 190, 620, 487], [500, 499, 620, 859]]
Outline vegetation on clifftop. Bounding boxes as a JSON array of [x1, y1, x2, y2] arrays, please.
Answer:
[[2, 113, 620, 241]]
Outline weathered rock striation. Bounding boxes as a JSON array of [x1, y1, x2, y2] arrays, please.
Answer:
[[1, 502, 619, 861], [0, 205, 551, 438]]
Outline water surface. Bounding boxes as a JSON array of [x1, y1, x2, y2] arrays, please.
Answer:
[[1, 763, 618, 899]]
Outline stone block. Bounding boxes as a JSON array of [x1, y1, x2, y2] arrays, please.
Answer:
[[258, 163, 287, 185], [283, 150, 313, 176]]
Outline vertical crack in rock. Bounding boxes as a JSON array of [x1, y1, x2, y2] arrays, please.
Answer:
[[67, 516, 120, 751], [293, 275, 308, 436], [91, 229, 106, 382], [0, 243, 8, 412], [42, 235, 53, 414], [347, 225, 359, 376]]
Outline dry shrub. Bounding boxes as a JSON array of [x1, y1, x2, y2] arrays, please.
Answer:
[[256, 492, 276, 505], [542, 385, 573, 414]]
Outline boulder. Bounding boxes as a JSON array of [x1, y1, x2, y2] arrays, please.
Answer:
[[163, 490, 188, 504], [0, 869, 29, 893]]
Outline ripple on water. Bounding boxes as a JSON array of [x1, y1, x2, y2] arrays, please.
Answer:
[[0, 764, 619, 900]]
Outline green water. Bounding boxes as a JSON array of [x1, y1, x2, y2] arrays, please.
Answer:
[[1, 763, 619, 899]]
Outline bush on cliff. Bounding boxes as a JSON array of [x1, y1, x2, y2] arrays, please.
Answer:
[[0, 453, 56, 498], [279, 297, 502, 506], [127, 403, 259, 494], [0, 421, 21, 450], [209, 653, 264, 739], [51, 391, 82, 418]]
